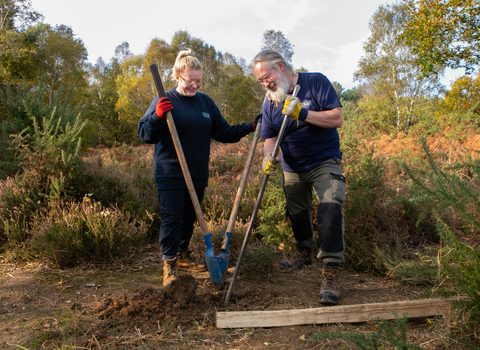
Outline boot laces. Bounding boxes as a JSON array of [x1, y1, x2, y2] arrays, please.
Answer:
[[322, 269, 338, 289]]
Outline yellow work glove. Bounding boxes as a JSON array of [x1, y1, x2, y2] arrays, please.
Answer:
[[262, 153, 280, 176], [282, 95, 308, 121]]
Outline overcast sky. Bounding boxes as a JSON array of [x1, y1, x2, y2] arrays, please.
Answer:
[[30, 0, 459, 90]]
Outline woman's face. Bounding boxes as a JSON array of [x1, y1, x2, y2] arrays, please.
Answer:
[[176, 68, 203, 97]]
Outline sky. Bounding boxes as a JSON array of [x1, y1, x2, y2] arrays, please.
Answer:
[[29, 0, 460, 90]]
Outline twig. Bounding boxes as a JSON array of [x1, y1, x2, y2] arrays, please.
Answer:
[[93, 334, 102, 349], [6, 344, 28, 350]]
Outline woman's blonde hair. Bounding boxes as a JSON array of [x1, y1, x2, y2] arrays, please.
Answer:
[[170, 49, 203, 81]]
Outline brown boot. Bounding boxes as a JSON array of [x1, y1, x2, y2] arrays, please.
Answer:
[[280, 248, 312, 271], [319, 264, 340, 305], [177, 250, 208, 272], [163, 258, 177, 287]]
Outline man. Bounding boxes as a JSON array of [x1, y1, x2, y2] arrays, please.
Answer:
[[252, 50, 346, 305]]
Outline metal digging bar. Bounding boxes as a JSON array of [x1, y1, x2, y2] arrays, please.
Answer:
[[224, 84, 300, 308], [204, 104, 264, 289], [149, 64, 219, 284]]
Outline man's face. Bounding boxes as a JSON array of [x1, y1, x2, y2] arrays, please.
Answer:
[[253, 62, 290, 103]]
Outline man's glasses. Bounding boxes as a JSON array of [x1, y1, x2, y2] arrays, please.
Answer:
[[255, 68, 274, 84], [180, 76, 202, 86]]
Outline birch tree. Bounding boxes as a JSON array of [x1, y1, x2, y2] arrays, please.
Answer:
[[355, 2, 441, 132]]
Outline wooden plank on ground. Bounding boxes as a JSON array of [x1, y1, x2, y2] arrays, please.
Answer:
[[216, 298, 456, 329]]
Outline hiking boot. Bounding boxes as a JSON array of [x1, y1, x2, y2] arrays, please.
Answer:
[[319, 264, 340, 305], [177, 250, 208, 272], [163, 257, 177, 287], [280, 248, 312, 271]]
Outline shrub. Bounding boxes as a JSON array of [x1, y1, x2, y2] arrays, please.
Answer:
[[313, 314, 422, 349], [30, 199, 151, 266], [402, 137, 480, 344], [342, 142, 391, 274], [0, 80, 87, 247], [255, 170, 294, 249], [78, 145, 158, 218], [0, 80, 86, 179], [240, 242, 277, 281]]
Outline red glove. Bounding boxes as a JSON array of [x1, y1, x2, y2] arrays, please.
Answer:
[[155, 97, 173, 119]]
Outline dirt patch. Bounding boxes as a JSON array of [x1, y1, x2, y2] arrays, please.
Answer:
[[94, 274, 213, 328], [0, 244, 465, 349]]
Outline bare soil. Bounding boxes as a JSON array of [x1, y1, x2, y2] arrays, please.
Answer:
[[0, 244, 448, 350]]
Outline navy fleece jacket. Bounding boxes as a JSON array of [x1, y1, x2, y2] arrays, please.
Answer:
[[138, 88, 254, 190]]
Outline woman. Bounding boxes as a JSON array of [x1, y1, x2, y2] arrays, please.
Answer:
[[138, 49, 260, 286]]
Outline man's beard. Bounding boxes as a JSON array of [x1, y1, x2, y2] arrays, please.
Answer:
[[267, 71, 290, 103]]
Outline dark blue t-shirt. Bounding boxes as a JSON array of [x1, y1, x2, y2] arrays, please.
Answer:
[[138, 88, 253, 190], [260, 72, 342, 173]]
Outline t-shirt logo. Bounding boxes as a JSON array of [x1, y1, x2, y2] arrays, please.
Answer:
[[202, 112, 211, 119], [302, 100, 312, 109]]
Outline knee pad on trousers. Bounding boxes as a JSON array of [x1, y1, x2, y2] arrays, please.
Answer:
[[317, 202, 344, 252], [286, 208, 313, 242]]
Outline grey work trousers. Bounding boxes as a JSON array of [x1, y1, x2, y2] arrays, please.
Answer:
[[282, 158, 346, 263]]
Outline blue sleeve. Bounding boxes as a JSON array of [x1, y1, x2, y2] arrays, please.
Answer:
[[311, 74, 342, 111], [260, 99, 278, 139], [138, 96, 167, 144]]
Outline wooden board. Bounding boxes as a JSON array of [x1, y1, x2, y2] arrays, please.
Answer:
[[217, 298, 456, 329]]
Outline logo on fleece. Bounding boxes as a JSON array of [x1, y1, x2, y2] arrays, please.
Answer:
[[202, 112, 211, 119]]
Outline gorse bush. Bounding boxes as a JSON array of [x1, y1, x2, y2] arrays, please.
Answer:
[[0, 80, 87, 247], [404, 136, 480, 232], [435, 218, 480, 329], [402, 138, 480, 342], [255, 169, 294, 249], [343, 144, 386, 220], [313, 314, 422, 350], [341, 141, 391, 274], [240, 242, 276, 281], [0, 79, 86, 179]]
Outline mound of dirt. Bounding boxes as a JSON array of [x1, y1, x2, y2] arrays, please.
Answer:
[[94, 274, 218, 327]]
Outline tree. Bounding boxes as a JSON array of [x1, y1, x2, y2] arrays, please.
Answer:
[[0, 0, 42, 83], [341, 87, 362, 104], [83, 57, 124, 146], [403, 0, 480, 76], [445, 74, 480, 114], [144, 38, 175, 85], [114, 53, 150, 144], [32, 24, 88, 103], [355, 3, 441, 132], [114, 39, 175, 144], [332, 82, 343, 98], [295, 67, 308, 73], [261, 30, 294, 65], [223, 75, 261, 124], [169, 30, 258, 114]]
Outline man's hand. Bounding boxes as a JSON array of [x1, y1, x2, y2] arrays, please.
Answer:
[[262, 153, 280, 176], [282, 95, 308, 121], [155, 97, 173, 119]]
